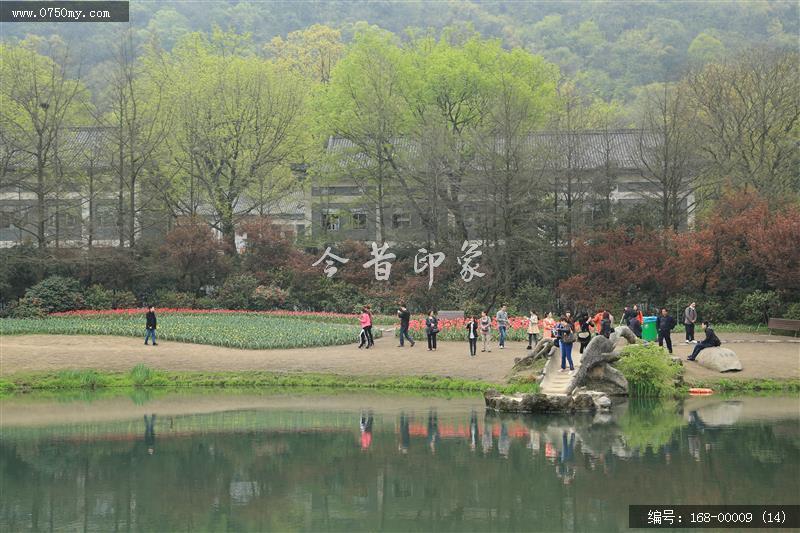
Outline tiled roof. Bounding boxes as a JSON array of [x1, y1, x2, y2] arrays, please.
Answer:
[[324, 129, 660, 171], [2, 127, 112, 169]]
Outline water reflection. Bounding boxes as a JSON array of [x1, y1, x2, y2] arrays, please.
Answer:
[[1, 393, 798, 532], [143, 413, 156, 454]]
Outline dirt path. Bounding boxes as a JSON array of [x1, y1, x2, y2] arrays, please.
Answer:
[[0, 334, 523, 382], [1, 333, 797, 383]]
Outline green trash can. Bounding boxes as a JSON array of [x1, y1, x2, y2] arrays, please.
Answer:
[[642, 316, 658, 342]]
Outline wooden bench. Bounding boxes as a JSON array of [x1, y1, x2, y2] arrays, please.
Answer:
[[437, 310, 465, 320], [768, 318, 800, 337]]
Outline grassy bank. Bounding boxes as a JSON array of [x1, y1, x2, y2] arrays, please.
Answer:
[[0, 364, 538, 396], [683, 377, 800, 393]]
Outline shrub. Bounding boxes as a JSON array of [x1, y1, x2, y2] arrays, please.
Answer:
[[154, 290, 197, 309], [616, 344, 682, 397], [7, 296, 47, 318], [740, 290, 781, 324], [251, 285, 288, 310], [216, 274, 259, 309], [84, 285, 138, 310], [84, 284, 114, 310], [785, 302, 800, 320], [25, 275, 84, 312]]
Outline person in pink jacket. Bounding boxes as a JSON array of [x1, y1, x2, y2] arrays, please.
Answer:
[[358, 306, 373, 349]]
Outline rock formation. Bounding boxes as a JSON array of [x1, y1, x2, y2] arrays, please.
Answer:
[[565, 326, 637, 396], [484, 389, 612, 414]]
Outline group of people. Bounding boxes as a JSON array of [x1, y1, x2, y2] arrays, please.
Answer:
[[351, 299, 721, 364]]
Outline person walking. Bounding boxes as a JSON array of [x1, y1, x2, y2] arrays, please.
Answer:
[[365, 305, 375, 347], [634, 304, 643, 327], [479, 311, 492, 353], [656, 307, 677, 354], [397, 302, 415, 347], [555, 316, 576, 374], [687, 321, 721, 361], [684, 302, 698, 343], [358, 306, 372, 349], [526, 310, 540, 349], [576, 313, 593, 354], [144, 306, 157, 346], [600, 311, 613, 338], [466, 316, 479, 357], [496, 305, 509, 349], [425, 310, 439, 351]]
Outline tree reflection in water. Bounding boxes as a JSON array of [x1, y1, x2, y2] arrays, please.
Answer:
[[0, 396, 798, 532]]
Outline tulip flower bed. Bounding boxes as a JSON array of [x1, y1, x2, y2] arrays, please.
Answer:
[[1, 313, 378, 350], [49, 308, 397, 325], [404, 316, 537, 342]]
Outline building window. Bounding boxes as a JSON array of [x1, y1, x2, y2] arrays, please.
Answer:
[[322, 212, 340, 231], [95, 206, 116, 228], [57, 208, 81, 228], [392, 212, 411, 229], [0, 210, 14, 229], [351, 210, 367, 230]]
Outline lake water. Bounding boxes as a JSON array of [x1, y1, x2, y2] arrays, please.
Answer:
[[1, 390, 798, 532]]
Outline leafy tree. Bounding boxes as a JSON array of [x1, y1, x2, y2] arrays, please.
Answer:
[[0, 39, 89, 248], [157, 30, 307, 253], [265, 24, 345, 83]]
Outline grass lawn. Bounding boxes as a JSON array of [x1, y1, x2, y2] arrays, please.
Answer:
[[0, 313, 377, 350]]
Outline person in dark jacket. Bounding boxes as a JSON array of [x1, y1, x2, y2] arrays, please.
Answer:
[[688, 321, 721, 361], [656, 307, 677, 354], [397, 302, 415, 347], [576, 313, 593, 354], [144, 306, 157, 346], [628, 315, 642, 338], [600, 311, 613, 338], [466, 316, 479, 357], [425, 310, 439, 351], [621, 306, 634, 326]]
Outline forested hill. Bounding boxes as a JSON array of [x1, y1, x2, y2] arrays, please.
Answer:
[[1, 0, 796, 100]]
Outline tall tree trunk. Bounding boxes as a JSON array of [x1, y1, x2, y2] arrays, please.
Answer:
[[36, 155, 46, 248]]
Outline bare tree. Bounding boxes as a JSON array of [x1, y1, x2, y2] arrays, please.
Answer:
[[97, 30, 172, 249], [636, 82, 698, 230], [687, 48, 800, 199]]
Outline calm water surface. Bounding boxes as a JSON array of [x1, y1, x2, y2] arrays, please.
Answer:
[[1, 391, 798, 532]]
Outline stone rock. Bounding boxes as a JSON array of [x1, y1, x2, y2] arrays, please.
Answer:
[[670, 356, 684, 366], [695, 347, 743, 372], [484, 389, 612, 414], [583, 364, 629, 396]]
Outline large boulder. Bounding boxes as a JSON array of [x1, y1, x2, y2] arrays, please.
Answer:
[[695, 347, 743, 372]]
